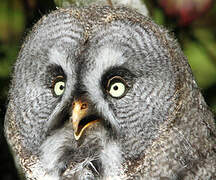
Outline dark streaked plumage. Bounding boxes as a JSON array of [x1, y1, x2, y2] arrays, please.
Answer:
[[4, 5, 216, 180]]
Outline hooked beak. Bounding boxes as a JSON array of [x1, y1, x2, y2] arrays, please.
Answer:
[[71, 100, 99, 140]]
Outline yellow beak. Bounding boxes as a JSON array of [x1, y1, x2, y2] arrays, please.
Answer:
[[71, 100, 99, 140]]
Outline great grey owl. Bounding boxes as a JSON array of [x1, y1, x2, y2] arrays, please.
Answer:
[[4, 5, 216, 180]]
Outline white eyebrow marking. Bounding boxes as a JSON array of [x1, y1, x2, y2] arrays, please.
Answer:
[[94, 46, 125, 70], [48, 47, 72, 75]]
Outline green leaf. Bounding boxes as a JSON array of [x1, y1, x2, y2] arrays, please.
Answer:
[[184, 41, 216, 89], [54, 0, 75, 7], [152, 8, 165, 25]]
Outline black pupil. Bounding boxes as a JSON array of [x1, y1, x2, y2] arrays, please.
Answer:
[[59, 84, 64, 90], [113, 85, 118, 91]]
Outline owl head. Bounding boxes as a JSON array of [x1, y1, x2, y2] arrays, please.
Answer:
[[5, 5, 211, 179]]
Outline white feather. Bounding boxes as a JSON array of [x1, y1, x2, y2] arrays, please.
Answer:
[[101, 141, 124, 178], [84, 46, 125, 128], [48, 47, 73, 75]]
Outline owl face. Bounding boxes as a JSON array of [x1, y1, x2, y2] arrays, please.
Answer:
[[5, 6, 190, 179]]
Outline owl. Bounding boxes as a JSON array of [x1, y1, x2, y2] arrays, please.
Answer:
[[4, 5, 216, 180]]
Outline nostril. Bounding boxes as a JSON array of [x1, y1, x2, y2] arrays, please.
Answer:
[[81, 103, 88, 110]]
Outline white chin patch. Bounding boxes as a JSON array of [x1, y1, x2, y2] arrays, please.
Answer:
[[100, 141, 123, 178], [33, 128, 72, 180], [38, 174, 59, 180], [30, 162, 60, 180]]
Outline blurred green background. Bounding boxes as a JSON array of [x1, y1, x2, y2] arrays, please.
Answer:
[[0, 0, 215, 179]]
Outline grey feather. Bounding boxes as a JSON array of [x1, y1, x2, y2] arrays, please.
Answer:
[[4, 5, 216, 180]]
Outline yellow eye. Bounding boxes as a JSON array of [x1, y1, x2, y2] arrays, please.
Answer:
[[107, 76, 127, 98], [53, 76, 65, 96]]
